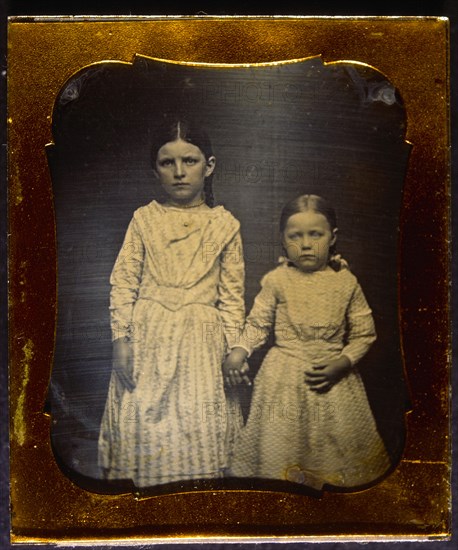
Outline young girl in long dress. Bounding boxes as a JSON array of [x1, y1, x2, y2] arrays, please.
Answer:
[[98, 119, 248, 488], [224, 194, 391, 489]]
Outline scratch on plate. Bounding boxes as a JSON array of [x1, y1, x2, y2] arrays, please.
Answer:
[[13, 339, 34, 446]]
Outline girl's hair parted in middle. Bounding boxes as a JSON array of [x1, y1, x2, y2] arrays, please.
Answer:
[[151, 116, 215, 207], [280, 194, 346, 271]]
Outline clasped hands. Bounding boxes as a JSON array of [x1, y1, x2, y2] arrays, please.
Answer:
[[304, 355, 352, 393], [222, 347, 251, 387]]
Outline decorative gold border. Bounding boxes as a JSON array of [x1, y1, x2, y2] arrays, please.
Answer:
[[7, 16, 451, 542]]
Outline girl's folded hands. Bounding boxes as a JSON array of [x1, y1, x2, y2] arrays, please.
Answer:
[[304, 355, 352, 393]]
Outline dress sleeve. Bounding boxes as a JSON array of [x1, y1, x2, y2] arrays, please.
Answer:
[[109, 217, 145, 341], [237, 271, 278, 356], [341, 282, 377, 365], [216, 230, 246, 349]]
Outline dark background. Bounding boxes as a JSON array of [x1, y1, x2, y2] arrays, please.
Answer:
[[1, 0, 457, 549]]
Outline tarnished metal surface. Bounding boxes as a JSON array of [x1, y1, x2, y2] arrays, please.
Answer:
[[7, 16, 450, 542]]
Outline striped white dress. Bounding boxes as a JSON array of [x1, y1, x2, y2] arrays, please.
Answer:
[[230, 263, 391, 489], [98, 200, 245, 487]]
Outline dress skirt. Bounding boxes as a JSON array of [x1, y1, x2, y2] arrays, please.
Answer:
[[98, 300, 241, 487], [230, 346, 391, 489]]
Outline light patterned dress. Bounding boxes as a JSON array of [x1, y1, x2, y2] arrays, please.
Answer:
[[98, 200, 245, 487], [230, 262, 391, 489]]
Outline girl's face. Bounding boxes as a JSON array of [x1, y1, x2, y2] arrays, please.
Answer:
[[282, 211, 337, 272], [154, 139, 215, 205]]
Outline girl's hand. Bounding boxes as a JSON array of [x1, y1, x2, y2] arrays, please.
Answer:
[[304, 355, 351, 393], [223, 347, 251, 387], [112, 338, 135, 392]]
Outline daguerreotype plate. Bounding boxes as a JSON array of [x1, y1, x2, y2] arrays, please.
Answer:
[[7, 15, 451, 543]]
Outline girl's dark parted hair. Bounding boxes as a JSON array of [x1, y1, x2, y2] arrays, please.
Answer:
[[150, 116, 215, 207], [280, 194, 344, 271]]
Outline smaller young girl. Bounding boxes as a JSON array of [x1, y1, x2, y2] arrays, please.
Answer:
[[224, 194, 391, 489]]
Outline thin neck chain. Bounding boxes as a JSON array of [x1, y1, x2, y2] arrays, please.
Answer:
[[167, 197, 206, 209]]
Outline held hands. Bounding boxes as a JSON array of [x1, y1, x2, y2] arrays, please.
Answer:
[[304, 355, 352, 393], [222, 347, 251, 387], [112, 337, 135, 392]]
